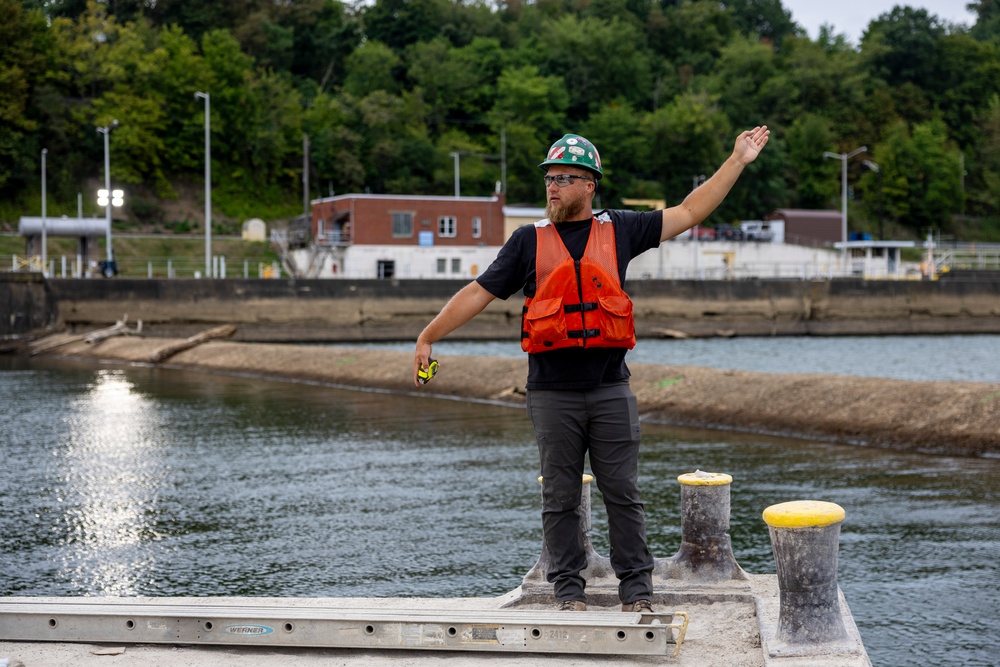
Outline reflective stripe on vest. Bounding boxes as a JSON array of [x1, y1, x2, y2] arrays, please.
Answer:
[[520, 215, 636, 353]]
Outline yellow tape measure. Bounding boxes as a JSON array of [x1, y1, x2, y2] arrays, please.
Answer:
[[417, 358, 439, 384]]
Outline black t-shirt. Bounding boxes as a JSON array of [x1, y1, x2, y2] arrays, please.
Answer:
[[476, 209, 662, 390]]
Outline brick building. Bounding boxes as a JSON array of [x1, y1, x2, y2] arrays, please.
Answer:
[[304, 193, 506, 279]]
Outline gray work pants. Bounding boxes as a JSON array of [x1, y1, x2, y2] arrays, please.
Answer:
[[526, 381, 654, 604]]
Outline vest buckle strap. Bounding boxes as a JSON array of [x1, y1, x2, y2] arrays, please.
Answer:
[[564, 302, 598, 314], [568, 328, 601, 339]]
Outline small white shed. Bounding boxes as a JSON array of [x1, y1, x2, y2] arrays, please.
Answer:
[[242, 218, 267, 241]]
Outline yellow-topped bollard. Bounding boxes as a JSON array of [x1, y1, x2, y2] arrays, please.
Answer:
[[523, 474, 613, 587], [655, 470, 747, 582], [763, 500, 848, 645]]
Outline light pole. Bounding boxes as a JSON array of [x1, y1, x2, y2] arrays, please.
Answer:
[[195, 91, 211, 278], [862, 159, 882, 240], [450, 152, 461, 197], [41, 148, 47, 272], [500, 126, 507, 195], [97, 120, 119, 272], [450, 150, 501, 198], [823, 146, 867, 244], [303, 132, 310, 217]]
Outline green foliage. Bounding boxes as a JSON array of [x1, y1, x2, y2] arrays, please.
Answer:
[[128, 196, 164, 225], [872, 119, 963, 231], [968, 95, 1000, 213], [531, 14, 653, 117], [362, 0, 450, 52], [722, 0, 798, 45], [786, 115, 837, 207], [342, 41, 400, 98], [708, 36, 792, 127], [580, 100, 649, 203], [648, 1, 733, 75], [0, 0, 51, 191], [490, 65, 569, 204], [5, 0, 1000, 242], [643, 91, 732, 202], [862, 6, 945, 91]]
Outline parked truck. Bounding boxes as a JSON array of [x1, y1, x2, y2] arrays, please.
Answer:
[[740, 220, 783, 243]]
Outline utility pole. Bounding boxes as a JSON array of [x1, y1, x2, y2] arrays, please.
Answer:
[[195, 92, 211, 278], [303, 133, 310, 215], [41, 149, 47, 272], [450, 152, 461, 197]]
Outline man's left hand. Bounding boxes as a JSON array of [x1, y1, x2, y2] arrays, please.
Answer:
[[734, 126, 770, 166]]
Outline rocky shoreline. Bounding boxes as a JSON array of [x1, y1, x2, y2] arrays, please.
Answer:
[[22, 332, 1000, 457]]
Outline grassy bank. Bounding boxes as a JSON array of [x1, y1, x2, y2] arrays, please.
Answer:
[[0, 232, 280, 278]]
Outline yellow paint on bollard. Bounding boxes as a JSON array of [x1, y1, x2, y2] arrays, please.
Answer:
[[763, 500, 845, 529], [538, 474, 594, 484], [677, 470, 733, 486]]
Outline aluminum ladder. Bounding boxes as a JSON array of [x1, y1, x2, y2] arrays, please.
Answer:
[[0, 599, 688, 657]]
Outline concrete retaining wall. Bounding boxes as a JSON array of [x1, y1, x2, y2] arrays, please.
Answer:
[[44, 277, 1000, 342], [0, 272, 57, 344]]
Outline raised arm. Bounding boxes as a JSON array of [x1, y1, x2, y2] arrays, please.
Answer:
[[413, 280, 496, 386], [660, 126, 770, 243]]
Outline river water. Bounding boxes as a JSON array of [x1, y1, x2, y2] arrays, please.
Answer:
[[1, 337, 998, 667]]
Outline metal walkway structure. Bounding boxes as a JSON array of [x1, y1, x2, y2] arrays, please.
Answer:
[[0, 599, 688, 657]]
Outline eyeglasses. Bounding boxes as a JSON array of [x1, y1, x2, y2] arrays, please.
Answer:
[[544, 174, 593, 187]]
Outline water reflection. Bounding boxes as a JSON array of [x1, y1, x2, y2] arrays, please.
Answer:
[[55, 369, 164, 595]]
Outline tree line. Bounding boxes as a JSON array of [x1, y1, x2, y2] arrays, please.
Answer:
[[3, 0, 999, 239]]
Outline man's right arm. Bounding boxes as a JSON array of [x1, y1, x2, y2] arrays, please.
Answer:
[[413, 280, 496, 386]]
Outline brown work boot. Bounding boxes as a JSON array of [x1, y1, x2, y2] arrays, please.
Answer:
[[621, 600, 653, 613], [557, 600, 587, 612]]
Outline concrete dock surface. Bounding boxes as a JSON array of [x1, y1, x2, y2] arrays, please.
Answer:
[[0, 577, 871, 666]]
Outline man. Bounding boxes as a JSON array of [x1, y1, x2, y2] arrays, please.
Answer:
[[413, 127, 769, 612]]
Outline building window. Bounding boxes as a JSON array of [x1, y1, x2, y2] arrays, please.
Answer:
[[451, 258, 461, 274], [472, 216, 482, 238], [438, 216, 457, 238], [392, 212, 413, 238], [436, 258, 447, 274], [377, 259, 395, 279]]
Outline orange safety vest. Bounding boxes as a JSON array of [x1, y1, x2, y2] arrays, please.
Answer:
[[521, 215, 636, 353]]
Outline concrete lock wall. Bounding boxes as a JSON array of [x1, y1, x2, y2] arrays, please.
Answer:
[[41, 277, 1000, 342], [0, 272, 58, 340]]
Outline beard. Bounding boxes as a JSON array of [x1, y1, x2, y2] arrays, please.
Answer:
[[546, 194, 587, 223]]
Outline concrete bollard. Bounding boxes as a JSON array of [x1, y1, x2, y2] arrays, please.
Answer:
[[654, 470, 748, 582], [763, 500, 848, 644], [522, 474, 613, 586]]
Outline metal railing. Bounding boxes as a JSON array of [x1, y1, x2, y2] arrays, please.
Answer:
[[5, 255, 283, 279], [934, 247, 1000, 273], [11, 255, 45, 273]]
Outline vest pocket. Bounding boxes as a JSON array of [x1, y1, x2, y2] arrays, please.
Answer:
[[597, 295, 634, 342], [525, 297, 568, 345]]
